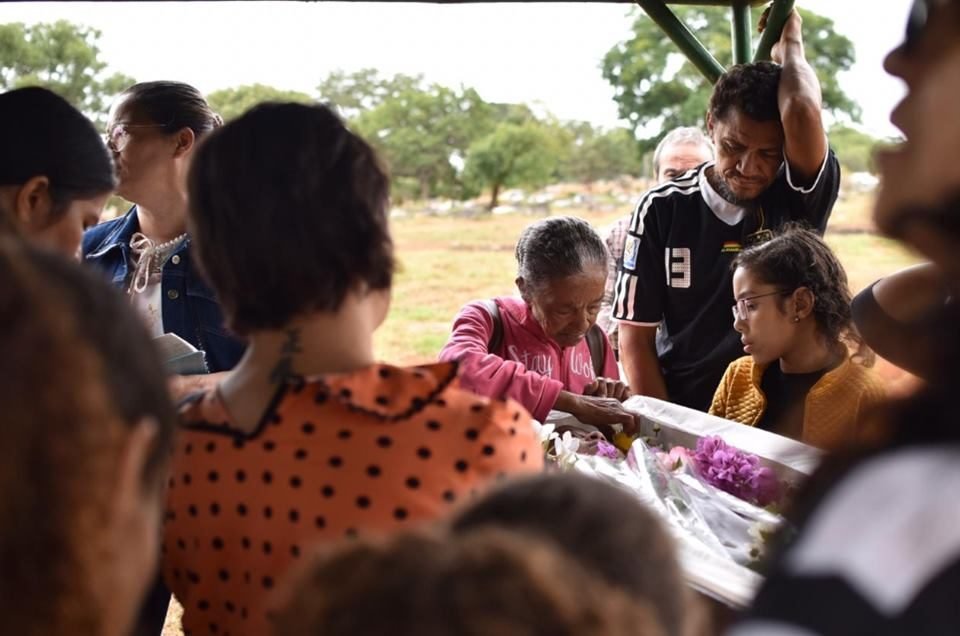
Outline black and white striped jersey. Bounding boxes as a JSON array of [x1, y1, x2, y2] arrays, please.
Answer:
[[612, 153, 840, 411]]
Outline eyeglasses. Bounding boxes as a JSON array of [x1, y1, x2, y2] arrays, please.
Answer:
[[731, 290, 792, 321], [105, 122, 169, 153]]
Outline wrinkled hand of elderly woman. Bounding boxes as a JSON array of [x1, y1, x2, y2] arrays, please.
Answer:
[[556, 390, 639, 436], [582, 377, 632, 402]]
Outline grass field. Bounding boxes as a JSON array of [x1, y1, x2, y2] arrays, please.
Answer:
[[374, 191, 920, 367]]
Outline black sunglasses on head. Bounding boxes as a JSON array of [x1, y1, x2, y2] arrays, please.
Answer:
[[904, 0, 929, 52], [902, 0, 955, 53]]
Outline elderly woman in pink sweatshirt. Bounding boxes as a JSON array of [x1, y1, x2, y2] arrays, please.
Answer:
[[440, 216, 638, 434]]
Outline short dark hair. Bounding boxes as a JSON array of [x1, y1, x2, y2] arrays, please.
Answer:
[[708, 62, 783, 124], [0, 87, 115, 230], [451, 474, 687, 636], [187, 102, 393, 334], [121, 81, 222, 138], [735, 224, 871, 364], [515, 216, 608, 296], [0, 239, 175, 633], [274, 529, 665, 636]]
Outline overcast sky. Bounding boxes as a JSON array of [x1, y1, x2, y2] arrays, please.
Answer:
[[1, 1, 912, 138]]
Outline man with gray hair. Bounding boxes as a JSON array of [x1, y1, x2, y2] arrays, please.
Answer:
[[596, 126, 714, 356]]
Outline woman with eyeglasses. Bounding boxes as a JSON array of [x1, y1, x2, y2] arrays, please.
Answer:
[[0, 87, 114, 256], [82, 81, 245, 394], [708, 225, 884, 450]]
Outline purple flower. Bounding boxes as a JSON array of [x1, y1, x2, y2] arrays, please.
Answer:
[[691, 436, 781, 506], [594, 440, 622, 460]]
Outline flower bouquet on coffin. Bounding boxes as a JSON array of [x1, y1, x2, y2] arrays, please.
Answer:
[[660, 436, 783, 508], [569, 432, 786, 584], [644, 435, 789, 569], [554, 396, 821, 606]]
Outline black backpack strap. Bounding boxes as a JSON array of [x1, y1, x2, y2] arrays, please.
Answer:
[[585, 324, 607, 378], [478, 299, 503, 354], [480, 299, 602, 374]]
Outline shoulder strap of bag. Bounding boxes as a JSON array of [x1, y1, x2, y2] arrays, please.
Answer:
[[480, 299, 603, 375], [586, 324, 606, 378], [478, 299, 503, 354]]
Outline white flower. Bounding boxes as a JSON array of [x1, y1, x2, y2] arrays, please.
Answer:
[[746, 520, 778, 563], [553, 431, 580, 469], [532, 421, 557, 445], [747, 520, 777, 543]]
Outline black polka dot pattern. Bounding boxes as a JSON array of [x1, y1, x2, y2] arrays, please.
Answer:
[[165, 364, 540, 636]]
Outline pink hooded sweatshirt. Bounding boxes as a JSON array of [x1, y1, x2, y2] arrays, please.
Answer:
[[439, 296, 620, 422]]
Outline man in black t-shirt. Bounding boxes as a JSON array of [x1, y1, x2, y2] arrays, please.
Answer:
[[612, 10, 840, 411]]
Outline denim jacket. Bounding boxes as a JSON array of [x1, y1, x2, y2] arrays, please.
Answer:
[[82, 208, 245, 373]]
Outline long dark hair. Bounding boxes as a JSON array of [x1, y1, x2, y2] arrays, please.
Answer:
[[0, 238, 175, 633], [0, 87, 115, 233]]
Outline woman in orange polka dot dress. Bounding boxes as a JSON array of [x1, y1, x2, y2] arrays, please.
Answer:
[[163, 102, 543, 636]]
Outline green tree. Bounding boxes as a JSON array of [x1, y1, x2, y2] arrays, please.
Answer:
[[560, 123, 644, 184], [489, 102, 537, 126], [463, 121, 560, 210], [0, 21, 134, 126], [316, 68, 424, 121], [206, 84, 314, 122], [353, 81, 494, 200], [827, 124, 885, 174], [602, 7, 859, 151]]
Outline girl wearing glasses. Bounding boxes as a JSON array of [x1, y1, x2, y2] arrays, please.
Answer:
[[82, 81, 245, 395], [709, 226, 884, 449], [0, 87, 114, 256]]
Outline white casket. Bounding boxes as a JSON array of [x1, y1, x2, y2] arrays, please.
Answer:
[[546, 395, 822, 609]]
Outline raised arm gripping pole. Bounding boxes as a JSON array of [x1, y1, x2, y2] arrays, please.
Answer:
[[753, 0, 796, 61]]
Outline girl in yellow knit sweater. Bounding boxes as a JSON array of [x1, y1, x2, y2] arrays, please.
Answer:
[[709, 226, 885, 450]]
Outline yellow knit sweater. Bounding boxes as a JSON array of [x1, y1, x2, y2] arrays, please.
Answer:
[[709, 354, 886, 450]]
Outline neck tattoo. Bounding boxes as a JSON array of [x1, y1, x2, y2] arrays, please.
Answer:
[[269, 328, 304, 384]]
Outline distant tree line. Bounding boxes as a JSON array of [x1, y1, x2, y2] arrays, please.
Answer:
[[2, 15, 883, 209]]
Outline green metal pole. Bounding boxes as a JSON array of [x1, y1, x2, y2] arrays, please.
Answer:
[[635, 0, 726, 83], [731, 2, 752, 65], [754, 0, 796, 62]]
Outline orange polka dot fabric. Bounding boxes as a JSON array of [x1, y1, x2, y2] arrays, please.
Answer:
[[162, 361, 542, 636]]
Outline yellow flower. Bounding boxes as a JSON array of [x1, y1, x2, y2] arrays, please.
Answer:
[[612, 432, 634, 454]]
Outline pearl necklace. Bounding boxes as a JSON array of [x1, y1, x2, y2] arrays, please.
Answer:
[[128, 231, 188, 295]]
